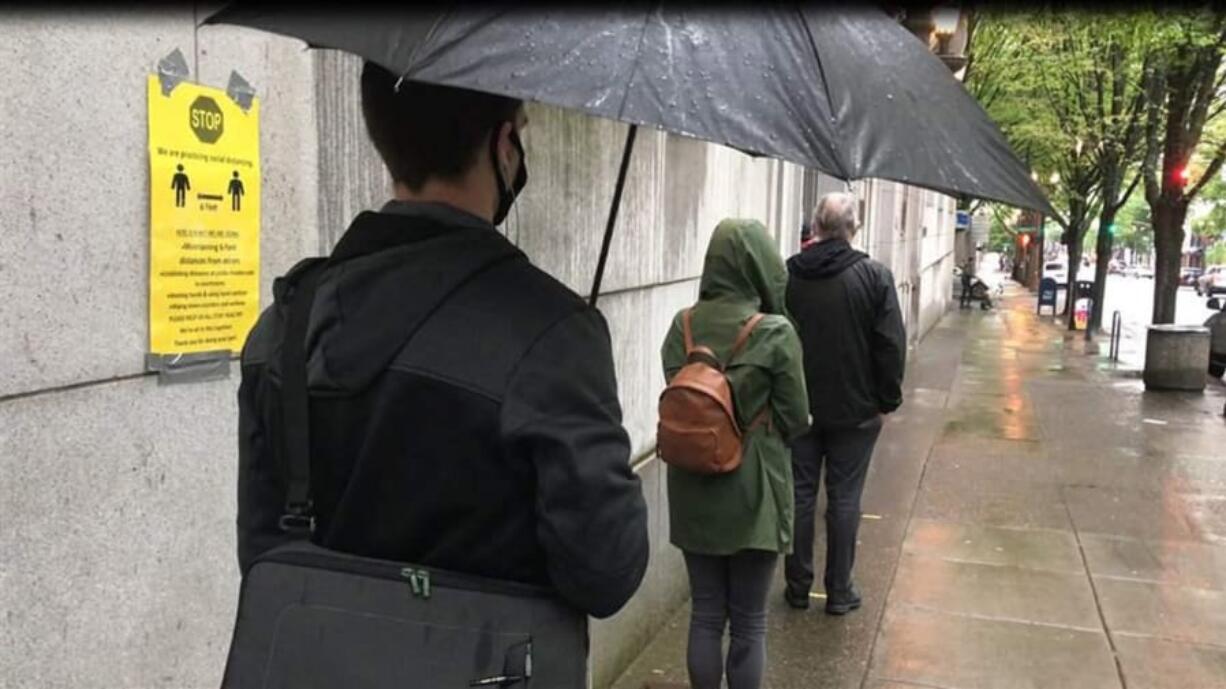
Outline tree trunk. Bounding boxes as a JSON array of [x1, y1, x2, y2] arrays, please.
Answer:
[[1151, 200, 1188, 324], [1089, 209, 1117, 333]]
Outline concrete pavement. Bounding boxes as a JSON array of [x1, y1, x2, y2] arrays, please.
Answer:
[[610, 277, 1226, 689]]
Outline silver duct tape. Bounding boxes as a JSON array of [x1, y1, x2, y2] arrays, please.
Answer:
[[145, 351, 233, 385], [157, 48, 191, 97], [226, 70, 256, 112]]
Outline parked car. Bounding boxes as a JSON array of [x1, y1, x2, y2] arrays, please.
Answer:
[[1181, 266, 1204, 287], [1044, 260, 1068, 285], [1136, 265, 1155, 279], [1207, 297, 1226, 378], [1043, 259, 1096, 285], [1197, 265, 1226, 296], [1108, 260, 1127, 275]]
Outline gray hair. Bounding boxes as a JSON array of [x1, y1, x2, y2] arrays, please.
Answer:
[[812, 192, 858, 240]]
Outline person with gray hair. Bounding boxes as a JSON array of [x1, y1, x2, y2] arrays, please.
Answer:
[[812, 191, 859, 240], [782, 191, 906, 614]]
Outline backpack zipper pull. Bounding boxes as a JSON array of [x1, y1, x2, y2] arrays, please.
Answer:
[[401, 567, 422, 597]]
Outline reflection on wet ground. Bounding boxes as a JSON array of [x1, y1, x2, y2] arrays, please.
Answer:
[[614, 280, 1226, 689]]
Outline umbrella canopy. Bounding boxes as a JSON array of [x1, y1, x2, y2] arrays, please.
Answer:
[[205, 5, 1051, 214]]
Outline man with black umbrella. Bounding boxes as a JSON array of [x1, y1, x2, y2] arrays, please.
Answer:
[[235, 62, 649, 620], [782, 192, 906, 615]]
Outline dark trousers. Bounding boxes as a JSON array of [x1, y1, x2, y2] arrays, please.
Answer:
[[683, 549, 778, 689], [784, 416, 883, 598], [960, 279, 974, 308]]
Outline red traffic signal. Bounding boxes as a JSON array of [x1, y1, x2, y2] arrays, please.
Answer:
[[1176, 166, 1191, 184], [1020, 233, 1031, 248]]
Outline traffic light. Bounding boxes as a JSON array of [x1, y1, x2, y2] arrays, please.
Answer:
[[1020, 233, 1031, 248], [1176, 166, 1191, 185], [1104, 222, 1116, 237]]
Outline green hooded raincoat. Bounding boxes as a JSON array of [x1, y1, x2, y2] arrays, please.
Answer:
[[661, 219, 811, 556]]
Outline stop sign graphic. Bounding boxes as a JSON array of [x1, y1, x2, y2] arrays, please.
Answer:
[[189, 96, 224, 144]]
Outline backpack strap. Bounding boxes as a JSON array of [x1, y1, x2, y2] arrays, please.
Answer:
[[279, 259, 328, 536], [746, 407, 774, 433], [682, 309, 721, 365], [732, 313, 770, 433], [727, 313, 765, 363]]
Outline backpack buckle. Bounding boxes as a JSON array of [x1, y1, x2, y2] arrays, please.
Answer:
[[278, 501, 316, 535]]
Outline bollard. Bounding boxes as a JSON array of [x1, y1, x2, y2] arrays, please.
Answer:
[[1109, 311, 1122, 362]]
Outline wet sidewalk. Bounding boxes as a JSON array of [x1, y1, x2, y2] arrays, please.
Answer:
[[612, 278, 1226, 689]]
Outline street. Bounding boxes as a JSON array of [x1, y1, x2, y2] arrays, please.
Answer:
[[1099, 274, 1217, 329], [1093, 275, 1217, 368]]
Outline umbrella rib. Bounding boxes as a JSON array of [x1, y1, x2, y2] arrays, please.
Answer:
[[615, 5, 657, 121], [396, 10, 451, 86], [797, 7, 851, 179]]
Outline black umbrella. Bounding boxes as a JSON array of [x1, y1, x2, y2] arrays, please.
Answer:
[[205, 5, 1051, 305]]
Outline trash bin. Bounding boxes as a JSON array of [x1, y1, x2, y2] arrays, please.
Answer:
[[1144, 324, 1212, 391], [1073, 280, 1094, 330]]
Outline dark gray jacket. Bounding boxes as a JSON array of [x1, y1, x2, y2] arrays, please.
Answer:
[[785, 238, 906, 429], [237, 201, 649, 618]]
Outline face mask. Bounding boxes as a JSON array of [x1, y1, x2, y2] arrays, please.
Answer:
[[491, 125, 528, 226]]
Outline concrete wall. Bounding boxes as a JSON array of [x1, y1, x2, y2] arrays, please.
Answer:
[[1, 17, 953, 689], [0, 10, 319, 689]]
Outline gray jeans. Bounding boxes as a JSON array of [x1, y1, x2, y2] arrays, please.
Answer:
[[784, 415, 884, 598], [683, 549, 778, 689]]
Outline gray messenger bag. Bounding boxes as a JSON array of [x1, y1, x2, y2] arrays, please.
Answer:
[[220, 259, 588, 688]]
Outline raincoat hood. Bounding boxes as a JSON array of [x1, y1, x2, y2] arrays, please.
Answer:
[[301, 202, 522, 394], [786, 237, 868, 279], [698, 219, 789, 314]]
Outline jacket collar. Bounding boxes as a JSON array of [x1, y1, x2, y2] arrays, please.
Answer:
[[330, 200, 498, 264]]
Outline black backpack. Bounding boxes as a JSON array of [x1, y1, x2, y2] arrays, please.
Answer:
[[221, 258, 587, 688]]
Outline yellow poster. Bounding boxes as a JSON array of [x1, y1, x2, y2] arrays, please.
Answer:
[[147, 74, 260, 355]]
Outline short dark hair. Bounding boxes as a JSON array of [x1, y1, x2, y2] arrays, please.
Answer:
[[360, 61, 523, 190]]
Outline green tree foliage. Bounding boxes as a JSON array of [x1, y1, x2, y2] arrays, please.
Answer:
[[968, 10, 1149, 327], [1139, 10, 1226, 322], [1114, 192, 1156, 256], [1206, 241, 1226, 265], [967, 8, 1226, 325]]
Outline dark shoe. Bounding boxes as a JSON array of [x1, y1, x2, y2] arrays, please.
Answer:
[[783, 588, 811, 610], [824, 584, 862, 615]]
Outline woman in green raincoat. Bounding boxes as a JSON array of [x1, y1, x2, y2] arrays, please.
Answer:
[[660, 218, 810, 689]]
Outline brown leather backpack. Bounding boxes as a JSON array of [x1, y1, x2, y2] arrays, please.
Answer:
[[658, 309, 770, 475]]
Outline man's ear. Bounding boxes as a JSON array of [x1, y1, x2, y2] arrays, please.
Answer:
[[496, 121, 516, 176]]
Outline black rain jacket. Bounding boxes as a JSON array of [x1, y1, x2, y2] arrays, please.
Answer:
[[785, 238, 906, 429], [236, 201, 649, 619]]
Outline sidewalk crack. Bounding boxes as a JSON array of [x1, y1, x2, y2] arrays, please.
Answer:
[[1060, 485, 1130, 689]]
